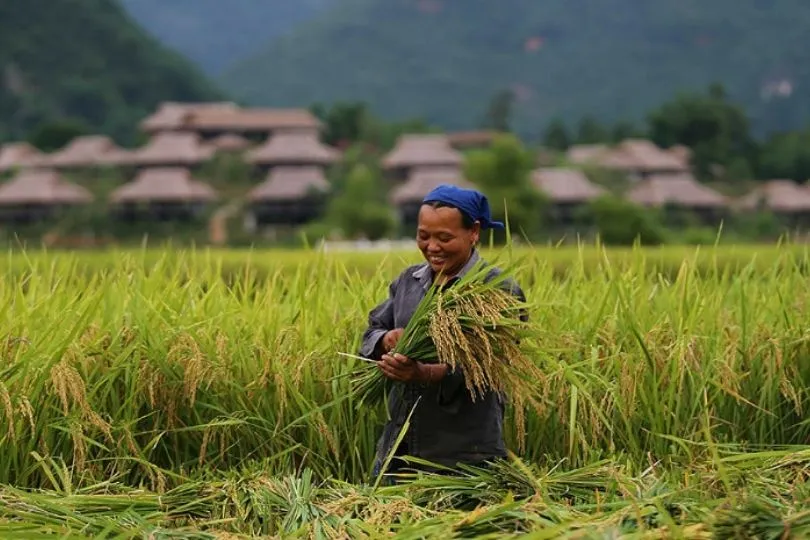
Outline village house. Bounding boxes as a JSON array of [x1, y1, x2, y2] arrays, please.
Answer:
[[382, 134, 464, 182], [110, 132, 215, 171], [0, 169, 93, 224], [626, 172, 728, 224], [0, 142, 44, 173], [531, 168, 606, 225], [390, 168, 475, 231], [245, 166, 331, 228], [567, 139, 690, 181], [109, 167, 218, 222], [139, 101, 322, 142], [736, 179, 810, 229], [245, 131, 341, 175], [36, 135, 125, 170]]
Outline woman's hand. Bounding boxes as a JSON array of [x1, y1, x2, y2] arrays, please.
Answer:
[[378, 353, 448, 384], [382, 328, 404, 353]]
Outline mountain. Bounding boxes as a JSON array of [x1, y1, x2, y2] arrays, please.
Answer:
[[0, 0, 223, 144], [120, 0, 332, 75], [221, 0, 810, 138]]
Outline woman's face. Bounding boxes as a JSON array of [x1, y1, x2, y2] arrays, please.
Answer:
[[416, 204, 480, 277]]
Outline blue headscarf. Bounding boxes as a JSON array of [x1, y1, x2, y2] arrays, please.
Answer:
[[422, 184, 504, 230]]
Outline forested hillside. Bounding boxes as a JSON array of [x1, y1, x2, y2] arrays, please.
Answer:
[[222, 0, 810, 137], [0, 0, 223, 144], [120, 0, 331, 75]]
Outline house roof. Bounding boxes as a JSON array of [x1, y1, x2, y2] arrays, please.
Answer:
[[382, 134, 464, 169], [737, 179, 810, 213], [0, 169, 93, 205], [109, 167, 218, 203], [599, 139, 689, 172], [567, 140, 689, 173], [40, 135, 123, 168], [0, 142, 44, 172], [139, 101, 239, 132], [390, 168, 475, 205], [626, 173, 727, 208], [246, 132, 341, 166], [140, 101, 321, 133], [565, 144, 609, 165], [188, 108, 321, 132], [247, 166, 330, 202], [531, 168, 606, 203], [113, 132, 215, 167]]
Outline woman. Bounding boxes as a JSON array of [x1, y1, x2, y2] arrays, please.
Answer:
[[359, 184, 527, 481]]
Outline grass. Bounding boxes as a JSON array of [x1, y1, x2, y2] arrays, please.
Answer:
[[0, 241, 809, 536]]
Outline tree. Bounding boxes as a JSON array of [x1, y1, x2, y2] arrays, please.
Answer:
[[647, 83, 756, 181], [588, 195, 666, 246], [575, 116, 610, 144], [26, 118, 89, 152], [481, 89, 515, 133], [463, 133, 547, 241], [543, 118, 570, 150], [310, 101, 371, 147], [324, 163, 396, 240]]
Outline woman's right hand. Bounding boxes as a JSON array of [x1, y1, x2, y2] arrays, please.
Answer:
[[382, 328, 404, 352]]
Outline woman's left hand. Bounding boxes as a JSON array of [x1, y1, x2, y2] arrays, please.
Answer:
[[378, 353, 423, 383]]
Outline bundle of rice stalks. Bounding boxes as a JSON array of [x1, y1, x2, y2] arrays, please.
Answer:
[[349, 259, 545, 419]]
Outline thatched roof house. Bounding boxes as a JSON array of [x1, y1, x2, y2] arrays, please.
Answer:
[[140, 101, 321, 137], [737, 179, 810, 214], [247, 166, 330, 203], [565, 144, 609, 165], [567, 139, 689, 179], [0, 169, 93, 207], [0, 142, 44, 172], [247, 166, 330, 226], [531, 168, 606, 204], [140, 101, 239, 133], [246, 132, 341, 169], [40, 135, 124, 169], [390, 168, 475, 206], [627, 173, 727, 212], [109, 167, 218, 205], [113, 133, 215, 169], [382, 135, 464, 176]]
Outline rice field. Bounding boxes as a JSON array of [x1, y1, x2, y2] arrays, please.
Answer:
[[2, 242, 810, 538]]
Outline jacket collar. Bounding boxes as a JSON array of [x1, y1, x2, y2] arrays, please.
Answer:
[[411, 248, 482, 290]]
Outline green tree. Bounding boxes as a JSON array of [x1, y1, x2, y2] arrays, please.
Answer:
[[543, 118, 571, 150], [310, 101, 371, 147], [463, 133, 547, 241], [588, 195, 666, 246], [647, 83, 756, 181], [481, 89, 515, 133], [324, 164, 396, 240], [26, 119, 90, 152], [575, 116, 610, 144]]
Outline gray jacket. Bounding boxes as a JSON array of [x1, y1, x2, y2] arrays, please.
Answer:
[[359, 249, 527, 477]]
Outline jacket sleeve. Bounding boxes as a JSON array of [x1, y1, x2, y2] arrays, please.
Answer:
[[358, 275, 400, 360]]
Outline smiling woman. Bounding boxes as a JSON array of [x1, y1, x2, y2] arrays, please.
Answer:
[[358, 184, 526, 482]]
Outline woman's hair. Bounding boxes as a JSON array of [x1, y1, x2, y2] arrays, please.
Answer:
[[423, 201, 476, 229]]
